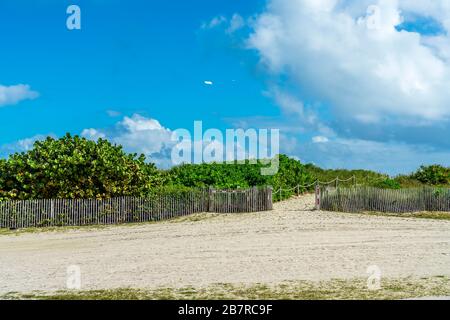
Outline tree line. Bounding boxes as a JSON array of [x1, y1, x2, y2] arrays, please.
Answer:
[[0, 134, 448, 200]]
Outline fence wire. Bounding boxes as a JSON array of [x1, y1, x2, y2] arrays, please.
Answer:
[[273, 176, 357, 201]]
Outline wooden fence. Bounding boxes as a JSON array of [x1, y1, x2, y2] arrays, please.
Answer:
[[319, 186, 450, 213], [0, 187, 273, 229], [209, 187, 272, 213]]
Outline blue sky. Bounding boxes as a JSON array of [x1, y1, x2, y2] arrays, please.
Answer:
[[1, 0, 450, 175], [0, 0, 270, 137]]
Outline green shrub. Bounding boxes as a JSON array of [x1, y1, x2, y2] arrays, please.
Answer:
[[1, 134, 448, 202], [393, 175, 423, 188], [168, 154, 315, 201], [0, 134, 164, 200], [371, 178, 401, 189], [304, 164, 386, 186], [413, 165, 450, 186]]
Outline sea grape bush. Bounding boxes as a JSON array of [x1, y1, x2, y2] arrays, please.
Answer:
[[370, 178, 401, 190], [413, 165, 450, 186], [0, 134, 163, 200], [167, 154, 315, 196]]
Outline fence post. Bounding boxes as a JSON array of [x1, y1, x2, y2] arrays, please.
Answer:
[[8, 202, 14, 230], [268, 186, 273, 210], [50, 199, 55, 219], [208, 186, 214, 212], [253, 186, 258, 212], [315, 184, 321, 211]]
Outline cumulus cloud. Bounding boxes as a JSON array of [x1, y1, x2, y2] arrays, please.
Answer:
[[80, 128, 106, 140], [267, 86, 336, 137], [292, 136, 450, 175], [202, 16, 227, 29], [1, 115, 177, 167], [0, 84, 39, 107], [204, 0, 450, 171], [114, 115, 174, 157], [247, 0, 450, 124], [0, 134, 53, 158], [82, 115, 277, 168], [82, 114, 175, 167], [226, 14, 245, 33], [203, 14, 246, 34]]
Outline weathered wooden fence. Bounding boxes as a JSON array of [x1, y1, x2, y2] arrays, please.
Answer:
[[209, 187, 272, 213], [0, 187, 273, 229], [319, 186, 450, 213]]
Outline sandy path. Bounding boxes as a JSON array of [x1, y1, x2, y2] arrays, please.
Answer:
[[1, 195, 450, 294]]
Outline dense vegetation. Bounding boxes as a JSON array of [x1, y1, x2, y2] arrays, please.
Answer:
[[168, 154, 313, 189], [304, 163, 450, 189], [303, 164, 387, 186], [0, 134, 448, 201], [167, 154, 314, 201], [0, 134, 163, 200], [412, 165, 450, 185]]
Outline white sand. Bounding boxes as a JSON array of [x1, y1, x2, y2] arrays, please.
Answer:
[[1, 194, 450, 294]]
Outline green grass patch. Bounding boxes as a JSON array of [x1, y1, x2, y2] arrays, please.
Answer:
[[359, 211, 450, 221], [3, 276, 449, 300]]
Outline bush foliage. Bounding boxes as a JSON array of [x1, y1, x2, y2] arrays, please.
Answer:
[[412, 165, 450, 186], [168, 154, 314, 194], [370, 178, 401, 190], [0, 134, 448, 200], [0, 134, 163, 200], [303, 164, 387, 186]]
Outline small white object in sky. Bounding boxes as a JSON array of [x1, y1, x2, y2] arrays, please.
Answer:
[[204, 81, 213, 86], [312, 136, 329, 144]]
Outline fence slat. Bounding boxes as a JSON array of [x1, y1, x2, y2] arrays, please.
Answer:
[[0, 187, 273, 229], [320, 186, 450, 214]]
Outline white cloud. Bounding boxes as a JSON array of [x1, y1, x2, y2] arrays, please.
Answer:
[[82, 114, 175, 167], [203, 14, 246, 34], [80, 128, 106, 140], [285, 135, 450, 175], [120, 114, 165, 132], [270, 87, 306, 118], [212, 0, 450, 171], [1, 115, 177, 167], [202, 16, 227, 29], [82, 115, 274, 168], [226, 14, 245, 33], [114, 115, 173, 158], [0, 134, 53, 157], [247, 0, 450, 123], [204, 80, 214, 86], [0, 84, 39, 107]]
